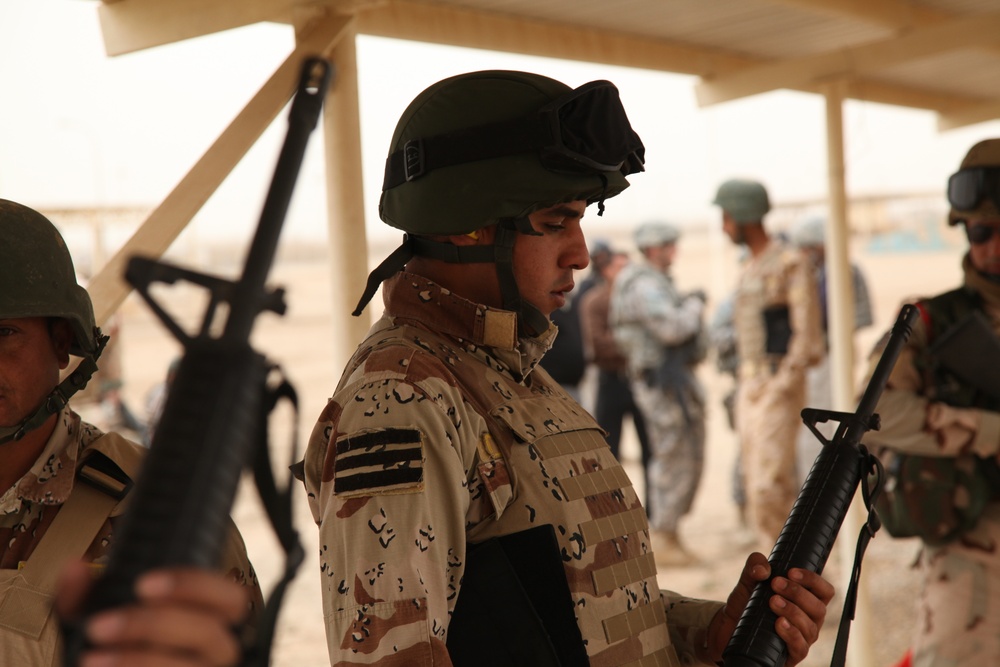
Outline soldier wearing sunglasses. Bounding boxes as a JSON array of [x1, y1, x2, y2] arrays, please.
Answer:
[[301, 70, 833, 666], [864, 138, 1000, 667]]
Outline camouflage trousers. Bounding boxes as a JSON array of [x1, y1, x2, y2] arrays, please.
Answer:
[[912, 504, 1000, 666], [736, 372, 804, 547], [630, 380, 705, 533]]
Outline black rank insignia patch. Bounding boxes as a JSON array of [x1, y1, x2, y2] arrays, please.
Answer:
[[333, 428, 424, 497]]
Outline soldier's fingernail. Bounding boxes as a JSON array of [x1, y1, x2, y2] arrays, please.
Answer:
[[789, 569, 803, 581], [772, 577, 787, 591], [751, 565, 767, 578], [87, 612, 125, 641], [137, 572, 174, 598], [772, 595, 787, 609]]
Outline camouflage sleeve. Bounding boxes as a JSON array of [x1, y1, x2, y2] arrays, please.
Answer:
[[661, 590, 725, 664], [865, 314, 1000, 458], [303, 352, 488, 666], [630, 273, 704, 346], [219, 518, 266, 629], [781, 251, 824, 374]]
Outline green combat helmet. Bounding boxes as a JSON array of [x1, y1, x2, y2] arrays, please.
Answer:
[[354, 69, 645, 337], [0, 199, 108, 443], [633, 221, 680, 249], [712, 179, 771, 224], [947, 138, 1000, 226]]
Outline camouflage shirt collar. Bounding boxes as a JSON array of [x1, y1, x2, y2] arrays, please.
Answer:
[[0, 407, 86, 514], [383, 272, 557, 380]]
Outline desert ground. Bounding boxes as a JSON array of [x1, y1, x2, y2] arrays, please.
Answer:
[[72, 221, 968, 667]]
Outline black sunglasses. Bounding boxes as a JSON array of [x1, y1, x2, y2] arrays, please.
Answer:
[[967, 223, 1000, 245]]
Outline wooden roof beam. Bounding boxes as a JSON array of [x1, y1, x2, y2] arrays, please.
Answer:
[[766, 0, 920, 29], [355, 0, 976, 114], [87, 12, 352, 324], [694, 10, 1000, 107], [938, 101, 1000, 131], [98, 0, 297, 56]]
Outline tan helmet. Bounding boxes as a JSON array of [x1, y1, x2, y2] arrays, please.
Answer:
[[633, 221, 680, 249], [790, 215, 826, 248], [947, 139, 1000, 225]]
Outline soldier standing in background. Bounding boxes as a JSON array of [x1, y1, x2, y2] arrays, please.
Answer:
[[713, 180, 823, 551], [579, 248, 652, 505], [0, 199, 261, 667], [865, 139, 1000, 667], [789, 215, 873, 486], [301, 71, 834, 666], [609, 222, 707, 567]]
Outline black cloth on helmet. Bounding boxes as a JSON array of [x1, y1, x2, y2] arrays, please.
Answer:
[[383, 80, 645, 190]]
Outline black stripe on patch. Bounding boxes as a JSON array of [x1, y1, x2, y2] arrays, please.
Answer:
[[335, 467, 424, 493], [336, 428, 421, 454], [336, 447, 422, 472], [333, 428, 424, 496]]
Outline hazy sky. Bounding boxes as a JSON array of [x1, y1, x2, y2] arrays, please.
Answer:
[[4, 0, 1000, 245]]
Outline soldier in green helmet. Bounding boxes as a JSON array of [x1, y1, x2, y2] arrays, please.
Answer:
[[303, 71, 833, 666], [864, 139, 1000, 667], [712, 179, 824, 553], [0, 199, 261, 666]]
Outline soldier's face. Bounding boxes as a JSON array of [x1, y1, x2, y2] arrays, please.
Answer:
[[966, 216, 1000, 276], [722, 212, 744, 245], [0, 317, 71, 427], [513, 200, 590, 316]]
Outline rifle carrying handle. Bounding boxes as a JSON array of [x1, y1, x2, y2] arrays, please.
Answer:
[[722, 304, 918, 667]]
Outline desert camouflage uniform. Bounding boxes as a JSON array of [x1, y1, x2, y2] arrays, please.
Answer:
[[0, 406, 263, 667], [733, 239, 822, 546], [609, 262, 706, 534], [303, 272, 723, 666], [865, 255, 1000, 667]]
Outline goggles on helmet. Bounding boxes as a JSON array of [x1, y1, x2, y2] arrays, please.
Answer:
[[383, 80, 645, 189], [947, 167, 1000, 212]]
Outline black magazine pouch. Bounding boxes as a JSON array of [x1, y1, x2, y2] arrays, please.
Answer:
[[763, 304, 792, 356], [447, 524, 587, 667]]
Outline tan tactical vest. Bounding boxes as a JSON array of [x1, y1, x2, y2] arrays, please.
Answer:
[[0, 433, 140, 667]]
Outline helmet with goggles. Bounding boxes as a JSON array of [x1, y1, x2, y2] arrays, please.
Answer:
[[355, 70, 645, 336], [947, 139, 1000, 226], [0, 199, 108, 443], [713, 179, 771, 224]]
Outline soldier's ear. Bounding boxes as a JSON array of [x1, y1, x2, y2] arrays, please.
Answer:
[[49, 318, 73, 369]]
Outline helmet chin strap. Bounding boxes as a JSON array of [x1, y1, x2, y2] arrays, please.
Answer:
[[353, 218, 549, 338], [493, 219, 549, 338], [0, 331, 108, 446]]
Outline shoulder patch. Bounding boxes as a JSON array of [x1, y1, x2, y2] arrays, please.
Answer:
[[333, 428, 424, 497]]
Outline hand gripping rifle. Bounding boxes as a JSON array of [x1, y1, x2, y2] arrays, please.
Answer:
[[63, 57, 333, 666], [723, 304, 918, 667]]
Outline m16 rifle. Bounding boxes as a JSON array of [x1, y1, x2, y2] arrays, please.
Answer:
[[63, 56, 333, 667], [723, 304, 918, 667]]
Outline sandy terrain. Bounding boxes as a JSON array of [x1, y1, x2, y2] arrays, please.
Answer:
[[74, 225, 968, 667]]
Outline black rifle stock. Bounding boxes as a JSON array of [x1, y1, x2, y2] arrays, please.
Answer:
[[722, 304, 918, 667], [63, 57, 332, 665]]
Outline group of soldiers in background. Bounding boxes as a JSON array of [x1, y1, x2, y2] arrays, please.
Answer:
[[543, 176, 874, 565]]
